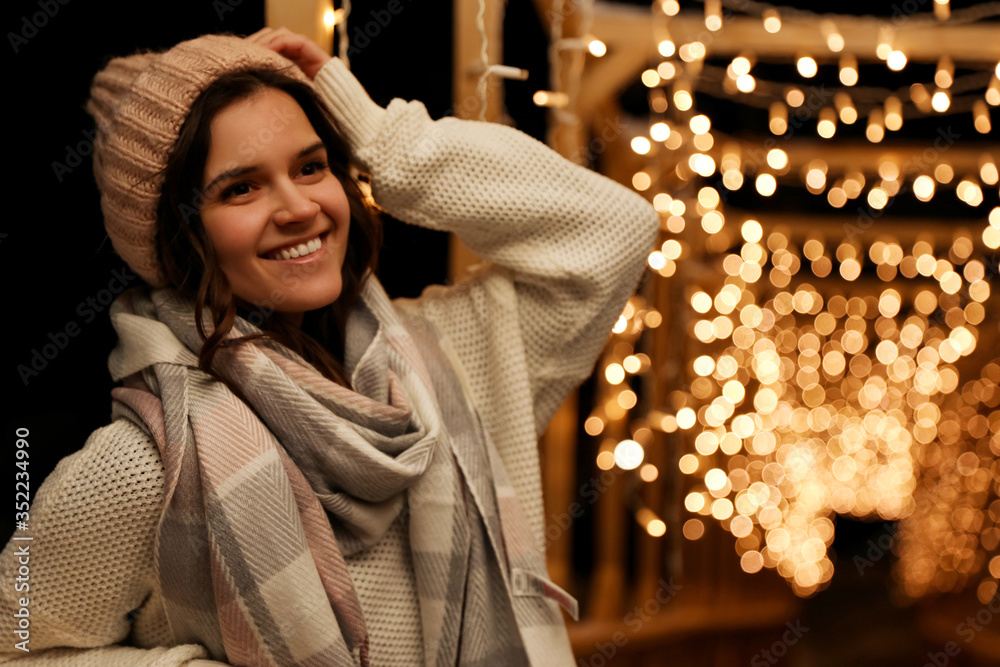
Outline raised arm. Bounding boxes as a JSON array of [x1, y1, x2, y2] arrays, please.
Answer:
[[310, 58, 658, 551], [313, 57, 659, 432], [0, 422, 218, 665]]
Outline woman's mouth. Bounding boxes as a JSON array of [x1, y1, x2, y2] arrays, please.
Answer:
[[262, 233, 326, 261]]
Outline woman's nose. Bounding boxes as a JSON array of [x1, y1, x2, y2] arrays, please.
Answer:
[[271, 181, 321, 226]]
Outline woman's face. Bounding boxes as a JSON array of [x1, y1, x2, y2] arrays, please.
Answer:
[[198, 87, 352, 325]]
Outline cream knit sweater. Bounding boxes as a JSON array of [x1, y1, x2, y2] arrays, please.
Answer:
[[0, 58, 658, 665]]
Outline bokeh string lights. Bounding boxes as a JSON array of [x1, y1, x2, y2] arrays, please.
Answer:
[[582, 0, 1000, 598], [896, 358, 1000, 604]]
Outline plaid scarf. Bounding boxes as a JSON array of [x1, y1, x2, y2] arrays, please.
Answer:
[[107, 276, 575, 667]]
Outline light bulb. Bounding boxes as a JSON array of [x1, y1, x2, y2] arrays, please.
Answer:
[[913, 175, 935, 201], [876, 25, 893, 60], [934, 163, 954, 183], [835, 92, 857, 124], [866, 109, 885, 143], [797, 55, 818, 78], [763, 9, 781, 33], [987, 77, 1000, 106], [820, 20, 844, 52], [887, 50, 907, 71], [690, 114, 711, 135], [935, 56, 954, 88], [910, 83, 933, 112], [884, 96, 903, 131], [839, 54, 858, 86], [650, 122, 670, 142], [932, 90, 951, 112], [532, 91, 568, 108], [973, 100, 992, 134], [817, 107, 837, 138], [673, 81, 693, 111], [631, 137, 651, 155], [732, 55, 753, 76], [679, 42, 706, 62], [981, 155, 999, 185], [769, 102, 788, 135], [736, 73, 756, 93], [756, 173, 777, 196], [805, 167, 826, 195], [705, 0, 722, 31]]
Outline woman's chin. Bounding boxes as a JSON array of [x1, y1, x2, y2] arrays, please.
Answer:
[[275, 287, 343, 320]]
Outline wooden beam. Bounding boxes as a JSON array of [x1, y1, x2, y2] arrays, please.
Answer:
[[712, 138, 1000, 179], [705, 135, 992, 177], [719, 209, 991, 247], [579, 1, 1000, 121], [591, 1, 1000, 63], [533, 8, 590, 589], [453, 0, 505, 122], [618, 114, 995, 177]]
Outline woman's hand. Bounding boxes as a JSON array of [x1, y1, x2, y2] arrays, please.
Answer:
[[247, 27, 332, 79]]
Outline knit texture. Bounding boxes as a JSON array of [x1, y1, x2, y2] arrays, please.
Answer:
[[0, 55, 659, 665], [87, 35, 311, 287]]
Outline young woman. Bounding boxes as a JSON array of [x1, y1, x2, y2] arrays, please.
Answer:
[[0, 28, 657, 666]]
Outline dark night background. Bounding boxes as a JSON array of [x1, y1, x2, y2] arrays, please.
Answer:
[[3, 2, 998, 665]]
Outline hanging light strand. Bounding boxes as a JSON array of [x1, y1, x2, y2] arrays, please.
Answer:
[[336, 0, 351, 67], [699, 0, 1000, 26], [475, 0, 529, 121]]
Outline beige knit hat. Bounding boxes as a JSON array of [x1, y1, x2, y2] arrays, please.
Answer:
[[87, 34, 312, 287]]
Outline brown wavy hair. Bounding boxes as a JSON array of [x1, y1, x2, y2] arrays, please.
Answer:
[[156, 68, 382, 386]]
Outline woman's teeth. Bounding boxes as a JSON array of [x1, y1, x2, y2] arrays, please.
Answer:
[[269, 237, 321, 260]]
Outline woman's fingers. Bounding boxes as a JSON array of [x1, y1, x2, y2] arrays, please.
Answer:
[[245, 27, 331, 79], [246, 27, 275, 44]]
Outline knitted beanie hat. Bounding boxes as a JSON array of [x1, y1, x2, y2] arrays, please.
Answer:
[[87, 34, 312, 287]]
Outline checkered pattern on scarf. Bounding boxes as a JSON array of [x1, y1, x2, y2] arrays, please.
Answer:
[[108, 276, 572, 667]]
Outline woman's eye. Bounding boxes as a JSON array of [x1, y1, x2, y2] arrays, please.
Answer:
[[221, 182, 251, 199], [300, 160, 329, 177]]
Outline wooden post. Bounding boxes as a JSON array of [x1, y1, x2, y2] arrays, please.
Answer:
[[528, 0, 607, 598]]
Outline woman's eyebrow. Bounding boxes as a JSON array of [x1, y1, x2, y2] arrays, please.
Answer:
[[299, 141, 326, 157], [204, 165, 257, 194], [204, 143, 327, 193]]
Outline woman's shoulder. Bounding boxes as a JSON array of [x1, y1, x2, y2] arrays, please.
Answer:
[[81, 418, 162, 468], [43, 418, 166, 509]]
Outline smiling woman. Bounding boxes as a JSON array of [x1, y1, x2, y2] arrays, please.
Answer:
[[0, 26, 658, 667], [198, 89, 352, 318], [152, 64, 382, 384]]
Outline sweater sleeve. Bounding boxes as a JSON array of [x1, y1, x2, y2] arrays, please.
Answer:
[[314, 58, 659, 433], [0, 421, 216, 666]]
